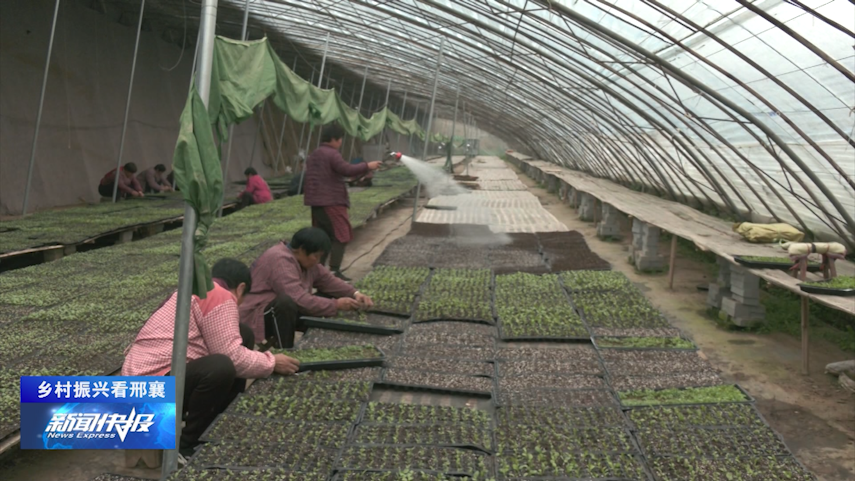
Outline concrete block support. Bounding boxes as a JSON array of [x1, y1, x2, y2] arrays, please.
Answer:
[[559, 181, 569, 201], [707, 256, 732, 309], [579, 193, 594, 221], [597, 203, 621, 239], [719, 264, 765, 326], [630, 219, 665, 271]]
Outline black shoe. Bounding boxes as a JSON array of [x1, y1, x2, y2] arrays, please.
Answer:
[[333, 270, 351, 282]]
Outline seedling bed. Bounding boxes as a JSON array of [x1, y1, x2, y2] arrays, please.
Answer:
[[405, 330, 496, 348], [496, 451, 649, 479], [560, 270, 635, 293], [495, 388, 619, 408], [594, 336, 696, 351], [337, 445, 492, 477], [332, 471, 486, 481], [382, 368, 494, 397], [301, 315, 405, 334], [496, 424, 637, 455], [408, 320, 497, 337], [648, 455, 816, 481], [547, 253, 611, 272], [165, 467, 327, 481], [271, 367, 383, 383], [429, 249, 491, 270], [228, 394, 364, 423], [496, 406, 626, 428], [572, 291, 671, 330], [610, 372, 723, 391], [361, 402, 491, 427], [373, 240, 439, 268], [600, 350, 715, 376], [398, 343, 496, 362], [799, 276, 855, 296], [245, 379, 372, 402], [592, 327, 683, 338], [636, 425, 789, 458], [497, 323, 590, 342], [497, 359, 602, 377], [626, 403, 767, 430], [351, 423, 494, 452], [498, 373, 608, 392], [734, 255, 820, 272], [495, 345, 599, 362], [273, 345, 385, 372], [200, 414, 349, 448], [299, 330, 402, 353], [618, 385, 753, 407], [191, 442, 338, 471], [91, 475, 151, 481], [386, 357, 495, 377]]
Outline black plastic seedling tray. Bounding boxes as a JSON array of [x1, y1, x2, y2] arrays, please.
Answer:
[[618, 384, 754, 408], [734, 255, 821, 272], [592, 336, 697, 352], [498, 325, 593, 343], [300, 316, 404, 335], [289, 347, 386, 372], [375, 381, 493, 399], [424, 205, 458, 211], [798, 280, 855, 297]]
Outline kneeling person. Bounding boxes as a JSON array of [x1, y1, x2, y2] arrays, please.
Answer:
[[240, 227, 374, 348], [122, 258, 300, 458]]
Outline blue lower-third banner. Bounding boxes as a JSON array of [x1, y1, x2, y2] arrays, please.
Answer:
[[20, 376, 176, 450]]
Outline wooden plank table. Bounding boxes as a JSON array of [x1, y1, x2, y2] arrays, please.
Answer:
[[506, 153, 854, 373]]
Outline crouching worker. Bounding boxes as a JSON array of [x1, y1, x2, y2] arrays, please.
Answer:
[[240, 227, 375, 348], [122, 258, 300, 459], [237, 167, 272, 209]]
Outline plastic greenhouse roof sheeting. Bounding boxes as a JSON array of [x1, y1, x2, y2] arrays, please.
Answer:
[[133, 0, 853, 246]]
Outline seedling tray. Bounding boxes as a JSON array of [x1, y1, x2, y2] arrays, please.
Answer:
[[414, 316, 496, 325], [331, 469, 490, 481], [618, 384, 754, 408], [798, 280, 855, 297], [375, 381, 493, 398], [300, 316, 404, 335], [498, 325, 593, 343], [734, 255, 821, 272], [494, 388, 621, 408], [292, 346, 386, 372], [593, 335, 697, 351], [199, 413, 352, 448]]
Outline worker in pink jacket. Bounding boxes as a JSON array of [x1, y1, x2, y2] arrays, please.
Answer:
[[237, 167, 272, 208]]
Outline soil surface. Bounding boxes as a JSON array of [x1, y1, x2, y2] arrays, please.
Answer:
[[513, 167, 855, 481]]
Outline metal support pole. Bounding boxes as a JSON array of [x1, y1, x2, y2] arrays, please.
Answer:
[[298, 34, 330, 196], [396, 89, 407, 149], [412, 39, 444, 227], [347, 67, 369, 162], [298, 71, 315, 153], [343, 84, 357, 160], [380, 78, 392, 147], [445, 85, 460, 173], [272, 57, 298, 174], [248, 100, 265, 168], [408, 102, 420, 156], [111, 0, 146, 203], [163, 0, 216, 476], [22, 0, 61, 215]]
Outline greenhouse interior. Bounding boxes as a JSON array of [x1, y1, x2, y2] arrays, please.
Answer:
[[0, 0, 854, 480]]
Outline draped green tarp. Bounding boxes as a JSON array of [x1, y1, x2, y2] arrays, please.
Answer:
[[172, 36, 447, 296], [208, 36, 443, 142]]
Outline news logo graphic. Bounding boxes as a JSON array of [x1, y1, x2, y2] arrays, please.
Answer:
[[20, 376, 176, 450]]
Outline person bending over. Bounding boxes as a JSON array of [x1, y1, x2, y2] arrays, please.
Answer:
[[137, 164, 173, 193], [99, 162, 144, 199], [303, 124, 382, 280], [238, 167, 272, 208], [240, 227, 374, 348], [122, 258, 300, 459]]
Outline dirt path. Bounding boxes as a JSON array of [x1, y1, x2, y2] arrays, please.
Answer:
[[514, 167, 855, 481]]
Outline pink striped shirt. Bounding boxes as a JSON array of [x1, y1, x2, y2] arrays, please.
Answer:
[[122, 284, 275, 379]]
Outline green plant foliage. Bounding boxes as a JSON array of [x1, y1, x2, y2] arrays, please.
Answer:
[[597, 336, 695, 349], [572, 290, 670, 329], [362, 402, 491, 427], [618, 385, 749, 407], [272, 344, 382, 363], [758, 285, 855, 353], [416, 268, 492, 321], [649, 456, 816, 480], [803, 275, 855, 289], [560, 270, 634, 292], [354, 266, 430, 315], [496, 273, 587, 338]]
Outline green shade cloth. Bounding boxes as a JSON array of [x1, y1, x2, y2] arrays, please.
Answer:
[[171, 36, 448, 296]]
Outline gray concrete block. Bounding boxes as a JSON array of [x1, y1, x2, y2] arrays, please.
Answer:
[[721, 296, 766, 326], [635, 256, 666, 271], [707, 283, 728, 309], [731, 283, 760, 299]]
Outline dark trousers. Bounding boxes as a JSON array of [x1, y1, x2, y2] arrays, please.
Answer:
[[178, 323, 254, 451], [238, 192, 255, 209], [264, 295, 304, 349], [311, 206, 347, 271], [98, 183, 116, 198]]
